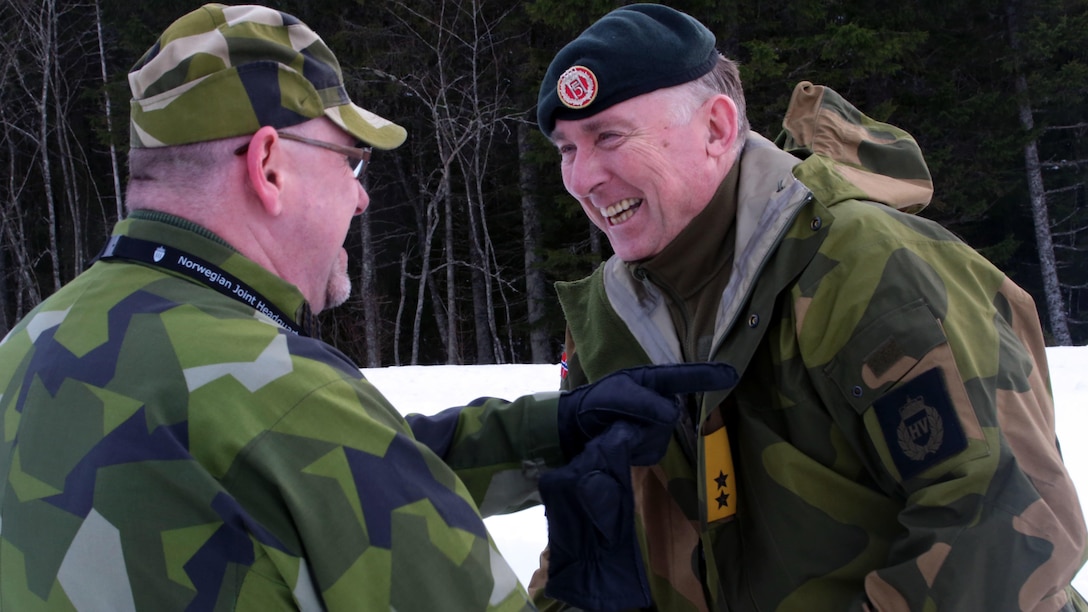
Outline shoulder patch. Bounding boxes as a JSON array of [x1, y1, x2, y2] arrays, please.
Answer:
[[873, 367, 967, 481]]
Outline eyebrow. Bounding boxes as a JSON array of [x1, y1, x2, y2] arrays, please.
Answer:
[[580, 118, 610, 133], [552, 116, 631, 143]]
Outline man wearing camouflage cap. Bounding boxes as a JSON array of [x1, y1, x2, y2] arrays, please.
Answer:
[[0, 4, 739, 610], [530, 3, 1087, 611]]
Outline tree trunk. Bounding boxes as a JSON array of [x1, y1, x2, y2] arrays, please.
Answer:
[[359, 212, 381, 367], [1018, 125, 1073, 345], [94, 0, 123, 220], [52, 81, 83, 277], [1006, 0, 1073, 345], [413, 194, 441, 365], [471, 173, 507, 364], [466, 191, 495, 364], [395, 251, 409, 366], [518, 123, 553, 363], [0, 120, 40, 318], [0, 98, 13, 333], [443, 188, 461, 364], [31, 0, 62, 293]]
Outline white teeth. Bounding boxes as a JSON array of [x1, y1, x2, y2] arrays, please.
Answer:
[[610, 208, 635, 225], [602, 198, 641, 225]]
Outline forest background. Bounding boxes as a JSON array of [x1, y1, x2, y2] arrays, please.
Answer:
[[1, 0, 1086, 367]]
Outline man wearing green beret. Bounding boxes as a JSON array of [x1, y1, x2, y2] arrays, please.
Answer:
[[0, 4, 741, 610], [531, 3, 1087, 611]]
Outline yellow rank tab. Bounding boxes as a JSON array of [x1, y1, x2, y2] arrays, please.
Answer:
[[704, 425, 736, 522]]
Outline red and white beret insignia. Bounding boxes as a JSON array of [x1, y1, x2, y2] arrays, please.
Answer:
[[557, 65, 598, 110]]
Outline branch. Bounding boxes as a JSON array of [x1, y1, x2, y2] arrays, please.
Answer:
[[1043, 122, 1088, 132]]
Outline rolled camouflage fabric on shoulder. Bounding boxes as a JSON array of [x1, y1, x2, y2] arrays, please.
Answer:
[[128, 3, 406, 150], [778, 81, 933, 213]]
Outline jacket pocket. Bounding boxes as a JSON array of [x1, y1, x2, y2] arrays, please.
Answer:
[[822, 298, 990, 485]]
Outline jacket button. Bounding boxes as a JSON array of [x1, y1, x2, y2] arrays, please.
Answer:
[[852, 385, 863, 398], [810, 217, 823, 231], [748, 314, 759, 328]]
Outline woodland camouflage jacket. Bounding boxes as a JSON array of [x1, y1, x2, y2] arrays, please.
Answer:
[[531, 82, 1088, 611], [0, 211, 564, 611]]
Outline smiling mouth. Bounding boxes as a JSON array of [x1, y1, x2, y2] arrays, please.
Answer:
[[602, 198, 642, 226]]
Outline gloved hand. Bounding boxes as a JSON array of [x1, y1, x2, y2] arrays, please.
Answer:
[[544, 362, 738, 611], [556, 362, 738, 462], [540, 420, 646, 611]]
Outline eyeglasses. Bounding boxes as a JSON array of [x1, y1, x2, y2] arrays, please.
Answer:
[[234, 131, 372, 182]]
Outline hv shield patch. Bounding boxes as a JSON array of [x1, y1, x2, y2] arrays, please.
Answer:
[[873, 367, 967, 481]]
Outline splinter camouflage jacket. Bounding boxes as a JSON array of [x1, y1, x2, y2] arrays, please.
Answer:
[[0, 211, 563, 611], [530, 82, 1088, 611]]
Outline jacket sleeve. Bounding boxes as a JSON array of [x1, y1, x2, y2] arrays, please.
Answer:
[[798, 204, 1087, 611], [405, 390, 566, 517], [528, 328, 586, 611], [236, 374, 539, 611]]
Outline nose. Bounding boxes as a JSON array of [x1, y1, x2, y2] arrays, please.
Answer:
[[563, 149, 606, 198]]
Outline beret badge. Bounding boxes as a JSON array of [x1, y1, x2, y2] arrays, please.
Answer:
[[557, 65, 599, 110]]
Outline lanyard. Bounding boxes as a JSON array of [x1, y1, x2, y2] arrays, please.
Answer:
[[98, 235, 305, 336]]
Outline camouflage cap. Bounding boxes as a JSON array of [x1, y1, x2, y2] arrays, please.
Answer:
[[128, 4, 406, 150]]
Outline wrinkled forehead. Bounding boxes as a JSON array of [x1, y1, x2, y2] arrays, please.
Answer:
[[550, 90, 670, 143]]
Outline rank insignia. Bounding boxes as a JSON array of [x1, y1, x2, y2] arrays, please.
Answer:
[[704, 425, 736, 522], [873, 367, 967, 481]]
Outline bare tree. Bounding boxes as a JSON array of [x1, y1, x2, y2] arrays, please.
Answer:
[[1, 1, 49, 319], [53, 69, 85, 278], [358, 212, 382, 367], [1041, 133, 1088, 338], [518, 122, 553, 363], [0, 95, 44, 325], [6, 0, 101, 293], [94, 0, 123, 220], [1006, 0, 1073, 345], [0, 16, 15, 334], [395, 251, 410, 365], [11, 0, 63, 293], [386, 0, 521, 364], [415, 186, 446, 364], [450, 0, 524, 364]]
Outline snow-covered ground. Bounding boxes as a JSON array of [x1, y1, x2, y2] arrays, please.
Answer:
[[362, 345, 1088, 593]]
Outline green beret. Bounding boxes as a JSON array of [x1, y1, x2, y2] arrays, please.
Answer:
[[537, 4, 717, 137], [128, 4, 406, 150]]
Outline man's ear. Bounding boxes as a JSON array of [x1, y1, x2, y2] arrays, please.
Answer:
[[244, 126, 285, 216], [705, 94, 739, 159]]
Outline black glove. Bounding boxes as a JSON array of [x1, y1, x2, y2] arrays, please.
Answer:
[[543, 362, 739, 611], [540, 421, 646, 611], [556, 362, 738, 461]]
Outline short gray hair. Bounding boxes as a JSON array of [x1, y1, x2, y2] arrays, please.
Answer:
[[125, 138, 241, 210], [666, 54, 749, 152]]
